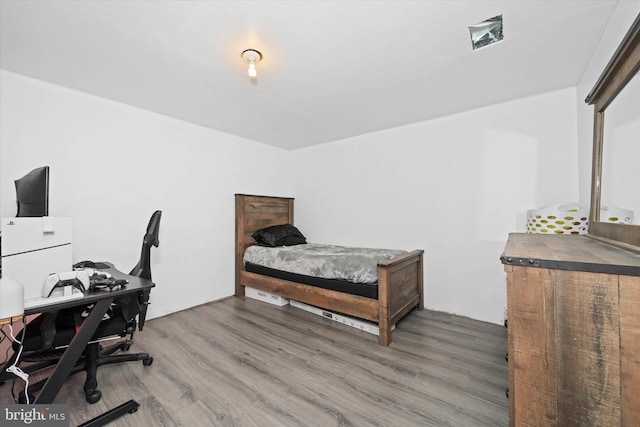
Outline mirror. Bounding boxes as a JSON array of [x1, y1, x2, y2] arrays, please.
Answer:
[[586, 14, 640, 248], [601, 72, 640, 225]]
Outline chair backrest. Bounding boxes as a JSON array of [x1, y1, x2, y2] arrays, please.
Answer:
[[129, 210, 162, 281]]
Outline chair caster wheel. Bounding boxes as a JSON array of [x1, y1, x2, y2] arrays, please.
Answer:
[[129, 407, 139, 414], [123, 343, 132, 351], [143, 357, 153, 366], [86, 390, 102, 404]]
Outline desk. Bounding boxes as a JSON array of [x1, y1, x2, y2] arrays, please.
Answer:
[[0, 316, 23, 326], [1, 263, 154, 405]]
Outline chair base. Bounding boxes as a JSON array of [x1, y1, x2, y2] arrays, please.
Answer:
[[13, 339, 153, 404], [81, 340, 153, 404], [78, 399, 140, 427]]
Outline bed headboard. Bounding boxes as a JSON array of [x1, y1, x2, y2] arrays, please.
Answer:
[[235, 194, 294, 296]]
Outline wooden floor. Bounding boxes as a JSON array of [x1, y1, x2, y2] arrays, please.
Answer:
[[1, 297, 508, 426]]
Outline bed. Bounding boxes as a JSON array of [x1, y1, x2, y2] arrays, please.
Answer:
[[235, 194, 424, 346]]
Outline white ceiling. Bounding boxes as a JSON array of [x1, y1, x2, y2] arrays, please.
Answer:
[[0, 1, 619, 150]]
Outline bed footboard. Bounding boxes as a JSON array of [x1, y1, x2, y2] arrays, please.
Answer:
[[377, 249, 424, 346]]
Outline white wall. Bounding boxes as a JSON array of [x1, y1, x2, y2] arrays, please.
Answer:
[[292, 88, 579, 324], [576, 2, 640, 208], [0, 70, 293, 319]]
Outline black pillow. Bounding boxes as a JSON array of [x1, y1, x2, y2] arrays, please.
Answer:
[[252, 224, 307, 247]]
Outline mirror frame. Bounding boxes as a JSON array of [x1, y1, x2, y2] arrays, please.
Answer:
[[586, 14, 640, 248]]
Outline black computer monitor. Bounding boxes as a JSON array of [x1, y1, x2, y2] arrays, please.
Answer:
[[15, 166, 50, 217]]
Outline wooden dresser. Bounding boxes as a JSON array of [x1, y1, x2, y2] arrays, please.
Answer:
[[501, 233, 640, 426]]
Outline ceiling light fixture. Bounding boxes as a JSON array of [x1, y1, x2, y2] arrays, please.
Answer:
[[241, 49, 262, 78]]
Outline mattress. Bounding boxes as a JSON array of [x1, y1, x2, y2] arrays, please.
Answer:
[[243, 243, 407, 295], [245, 262, 379, 299]]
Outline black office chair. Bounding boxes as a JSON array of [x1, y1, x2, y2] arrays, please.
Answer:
[[128, 210, 161, 331], [4, 210, 162, 404]]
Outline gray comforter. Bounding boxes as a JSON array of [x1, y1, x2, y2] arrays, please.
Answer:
[[243, 243, 407, 284]]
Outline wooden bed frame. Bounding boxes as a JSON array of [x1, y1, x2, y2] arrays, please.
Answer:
[[235, 194, 424, 346]]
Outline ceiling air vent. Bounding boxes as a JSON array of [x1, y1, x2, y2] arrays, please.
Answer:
[[469, 15, 503, 50]]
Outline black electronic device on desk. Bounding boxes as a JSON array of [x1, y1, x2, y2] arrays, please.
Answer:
[[73, 262, 130, 292], [74, 260, 114, 270], [88, 274, 128, 292]]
